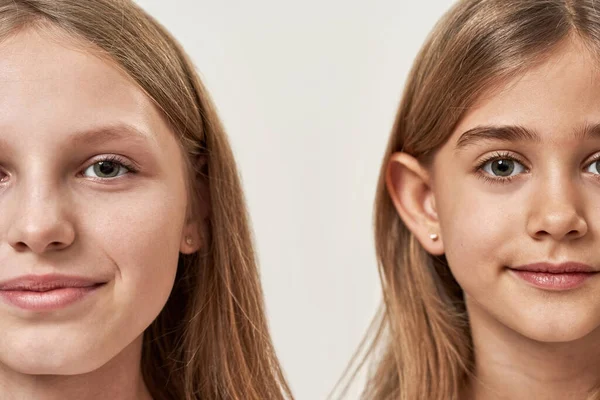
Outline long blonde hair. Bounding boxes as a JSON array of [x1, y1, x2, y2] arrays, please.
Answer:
[[0, 1, 293, 399], [337, 1, 600, 399]]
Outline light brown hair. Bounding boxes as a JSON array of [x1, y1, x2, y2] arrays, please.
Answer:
[[336, 0, 600, 399], [0, 1, 293, 399]]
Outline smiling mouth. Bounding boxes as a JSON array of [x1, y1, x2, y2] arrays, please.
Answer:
[[508, 268, 598, 291], [508, 262, 597, 274], [0, 283, 106, 311], [3, 283, 106, 292]]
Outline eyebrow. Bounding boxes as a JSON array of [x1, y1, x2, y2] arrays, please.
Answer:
[[454, 123, 600, 151], [68, 123, 155, 147]]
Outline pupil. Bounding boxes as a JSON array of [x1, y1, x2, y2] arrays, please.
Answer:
[[492, 159, 513, 176]]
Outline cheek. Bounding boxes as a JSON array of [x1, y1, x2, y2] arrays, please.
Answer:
[[73, 185, 185, 342], [81, 189, 186, 360], [436, 184, 519, 287], [83, 188, 186, 313]]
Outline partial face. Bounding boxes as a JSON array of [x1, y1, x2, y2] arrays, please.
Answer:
[[0, 27, 198, 374], [430, 42, 600, 342]]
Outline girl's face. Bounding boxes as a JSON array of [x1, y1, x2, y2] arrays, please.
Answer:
[[0, 26, 200, 375], [431, 41, 600, 342]]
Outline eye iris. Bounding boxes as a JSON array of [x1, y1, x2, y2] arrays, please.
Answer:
[[491, 159, 514, 176], [94, 161, 119, 178]]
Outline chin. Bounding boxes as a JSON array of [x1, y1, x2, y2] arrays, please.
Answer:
[[0, 345, 108, 375], [514, 317, 600, 344], [12, 359, 105, 375]]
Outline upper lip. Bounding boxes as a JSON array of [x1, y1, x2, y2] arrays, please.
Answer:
[[510, 262, 597, 273], [0, 274, 106, 291]]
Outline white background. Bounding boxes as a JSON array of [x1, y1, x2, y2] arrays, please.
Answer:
[[133, 1, 455, 399]]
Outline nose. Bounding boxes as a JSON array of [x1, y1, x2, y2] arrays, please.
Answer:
[[6, 180, 75, 254], [526, 178, 588, 242]]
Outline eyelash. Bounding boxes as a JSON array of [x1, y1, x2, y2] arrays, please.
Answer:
[[82, 155, 139, 182], [474, 151, 600, 185], [0, 155, 139, 185], [475, 152, 600, 184], [474, 151, 524, 185]]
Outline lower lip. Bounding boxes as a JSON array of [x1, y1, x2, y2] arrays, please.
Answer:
[[510, 269, 597, 291], [0, 284, 105, 311]]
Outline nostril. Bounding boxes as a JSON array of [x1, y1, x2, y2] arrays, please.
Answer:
[[48, 241, 68, 250]]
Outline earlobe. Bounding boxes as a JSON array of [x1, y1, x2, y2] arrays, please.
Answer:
[[179, 216, 202, 254], [386, 152, 445, 255], [180, 155, 210, 255]]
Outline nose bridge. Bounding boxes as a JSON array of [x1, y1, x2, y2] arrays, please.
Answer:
[[527, 166, 587, 240], [6, 163, 75, 253], [18, 174, 60, 218]]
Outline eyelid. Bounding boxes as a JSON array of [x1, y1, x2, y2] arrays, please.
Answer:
[[585, 152, 600, 166], [80, 154, 140, 181], [85, 154, 139, 171], [474, 151, 600, 185], [475, 150, 600, 170], [474, 151, 528, 172], [0, 154, 141, 185], [473, 151, 528, 185]]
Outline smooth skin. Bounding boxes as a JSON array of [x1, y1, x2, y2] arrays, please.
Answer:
[[0, 25, 203, 400], [388, 39, 600, 399]]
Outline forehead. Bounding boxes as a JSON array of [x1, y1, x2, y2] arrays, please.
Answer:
[[0, 25, 169, 148], [451, 41, 600, 146]]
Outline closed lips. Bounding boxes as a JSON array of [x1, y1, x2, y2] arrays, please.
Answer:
[[0, 275, 107, 291], [509, 262, 596, 274], [1, 283, 102, 292]]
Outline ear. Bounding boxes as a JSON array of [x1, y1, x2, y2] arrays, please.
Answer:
[[386, 152, 444, 255], [180, 155, 210, 255]]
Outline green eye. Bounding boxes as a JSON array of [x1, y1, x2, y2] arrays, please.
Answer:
[[82, 155, 138, 180], [92, 161, 121, 178], [490, 159, 514, 176], [482, 157, 525, 178]]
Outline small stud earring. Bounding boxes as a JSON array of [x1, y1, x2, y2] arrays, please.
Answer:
[[429, 233, 439, 241], [185, 236, 193, 245]]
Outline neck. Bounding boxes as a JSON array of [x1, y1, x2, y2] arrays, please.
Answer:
[[465, 297, 600, 400], [0, 334, 152, 400]]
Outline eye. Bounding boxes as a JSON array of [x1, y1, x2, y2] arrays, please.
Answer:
[[475, 152, 527, 184], [482, 158, 525, 177], [82, 155, 138, 180], [585, 158, 600, 175], [480, 155, 526, 178]]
